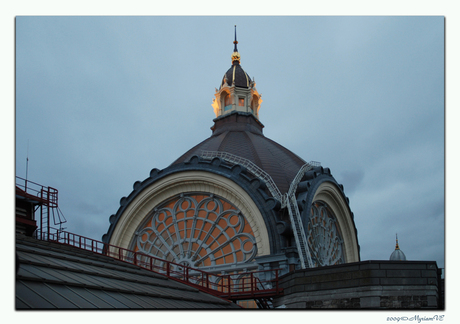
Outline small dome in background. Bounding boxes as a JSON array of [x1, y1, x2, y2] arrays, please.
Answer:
[[390, 234, 406, 261]]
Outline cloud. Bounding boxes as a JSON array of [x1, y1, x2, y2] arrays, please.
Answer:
[[15, 16, 445, 270]]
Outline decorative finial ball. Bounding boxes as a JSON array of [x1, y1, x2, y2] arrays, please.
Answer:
[[231, 51, 241, 63]]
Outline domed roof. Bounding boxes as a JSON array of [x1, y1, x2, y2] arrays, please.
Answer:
[[390, 249, 406, 261], [171, 111, 307, 194], [220, 25, 252, 89], [390, 235, 406, 261], [221, 62, 251, 88]]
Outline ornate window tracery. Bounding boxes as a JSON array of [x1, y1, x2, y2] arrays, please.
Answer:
[[131, 193, 257, 269], [307, 201, 345, 267]]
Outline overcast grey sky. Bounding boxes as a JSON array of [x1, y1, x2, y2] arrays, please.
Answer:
[[15, 16, 444, 272]]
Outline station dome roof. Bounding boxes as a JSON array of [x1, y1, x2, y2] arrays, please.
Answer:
[[171, 111, 307, 194]]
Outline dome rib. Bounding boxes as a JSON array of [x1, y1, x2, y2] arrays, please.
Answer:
[[221, 64, 251, 88]]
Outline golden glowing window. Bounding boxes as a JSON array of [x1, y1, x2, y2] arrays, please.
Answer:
[[238, 98, 245, 107], [132, 193, 257, 269]]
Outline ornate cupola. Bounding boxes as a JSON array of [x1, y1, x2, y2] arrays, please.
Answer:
[[212, 26, 262, 119]]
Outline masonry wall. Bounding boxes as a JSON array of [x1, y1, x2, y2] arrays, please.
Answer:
[[272, 260, 442, 309]]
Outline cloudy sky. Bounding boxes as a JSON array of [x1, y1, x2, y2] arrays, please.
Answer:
[[14, 15, 445, 274]]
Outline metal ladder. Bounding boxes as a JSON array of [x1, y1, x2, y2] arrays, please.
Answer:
[[284, 162, 320, 268], [39, 186, 67, 240], [286, 193, 313, 268], [200, 151, 320, 269], [201, 151, 284, 204]]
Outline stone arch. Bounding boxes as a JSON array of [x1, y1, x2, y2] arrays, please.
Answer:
[[107, 170, 271, 257], [310, 181, 360, 263], [297, 171, 360, 265]]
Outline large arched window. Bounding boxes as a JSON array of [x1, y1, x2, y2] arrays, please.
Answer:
[[131, 193, 257, 269], [306, 201, 345, 267]]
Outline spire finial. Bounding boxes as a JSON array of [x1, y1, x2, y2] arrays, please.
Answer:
[[233, 25, 238, 52], [231, 25, 241, 64], [395, 233, 400, 250]]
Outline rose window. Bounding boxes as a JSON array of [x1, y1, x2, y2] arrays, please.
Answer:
[[132, 193, 257, 269], [307, 201, 345, 267]]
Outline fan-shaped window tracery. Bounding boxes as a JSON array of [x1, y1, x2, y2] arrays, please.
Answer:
[[307, 201, 345, 267], [131, 193, 257, 269]]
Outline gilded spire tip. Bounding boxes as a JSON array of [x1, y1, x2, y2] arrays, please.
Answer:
[[231, 25, 240, 64]]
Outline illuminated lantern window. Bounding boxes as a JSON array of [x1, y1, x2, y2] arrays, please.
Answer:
[[238, 98, 245, 107], [224, 93, 232, 111]]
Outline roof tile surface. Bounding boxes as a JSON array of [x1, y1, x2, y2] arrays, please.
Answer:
[[16, 234, 240, 309]]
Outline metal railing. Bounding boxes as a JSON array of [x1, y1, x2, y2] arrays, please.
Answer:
[[16, 176, 58, 207], [16, 176, 67, 240], [201, 151, 284, 203], [40, 228, 282, 301], [287, 161, 321, 197]]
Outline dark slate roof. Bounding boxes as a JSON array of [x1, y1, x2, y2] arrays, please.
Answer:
[[15, 234, 240, 309], [172, 112, 307, 194], [221, 62, 251, 88]]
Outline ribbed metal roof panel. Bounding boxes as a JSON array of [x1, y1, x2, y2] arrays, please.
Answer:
[[16, 281, 56, 308], [16, 234, 239, 309], [44, 284, 102, 308]]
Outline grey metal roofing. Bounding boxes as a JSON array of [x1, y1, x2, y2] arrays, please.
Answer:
[[172, 111, 307, 194], [15, 234, 240, 309]]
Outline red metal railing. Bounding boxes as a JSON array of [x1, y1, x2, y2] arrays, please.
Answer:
[[16, 176, 66, 241], [41, 228, 283, 301], [16, 176, 58, 207]]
